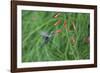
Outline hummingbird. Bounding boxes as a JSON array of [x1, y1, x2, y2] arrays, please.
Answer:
[[39, 31, 55, 48], [39, 29, 62, 48]]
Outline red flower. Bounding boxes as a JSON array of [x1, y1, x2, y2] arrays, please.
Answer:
[[55, 29, 62, 33], [64, 20, 67, 28], [54, 19, 61, 26], [53, 13, 60, 18]]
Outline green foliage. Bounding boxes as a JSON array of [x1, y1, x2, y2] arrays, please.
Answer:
[[22, 10, 90, 62]]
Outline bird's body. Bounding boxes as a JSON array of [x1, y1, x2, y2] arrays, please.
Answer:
[[40, 31, 54, 48]]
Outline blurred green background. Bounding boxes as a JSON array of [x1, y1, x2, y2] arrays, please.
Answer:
[[22, 10, 90, 62]]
